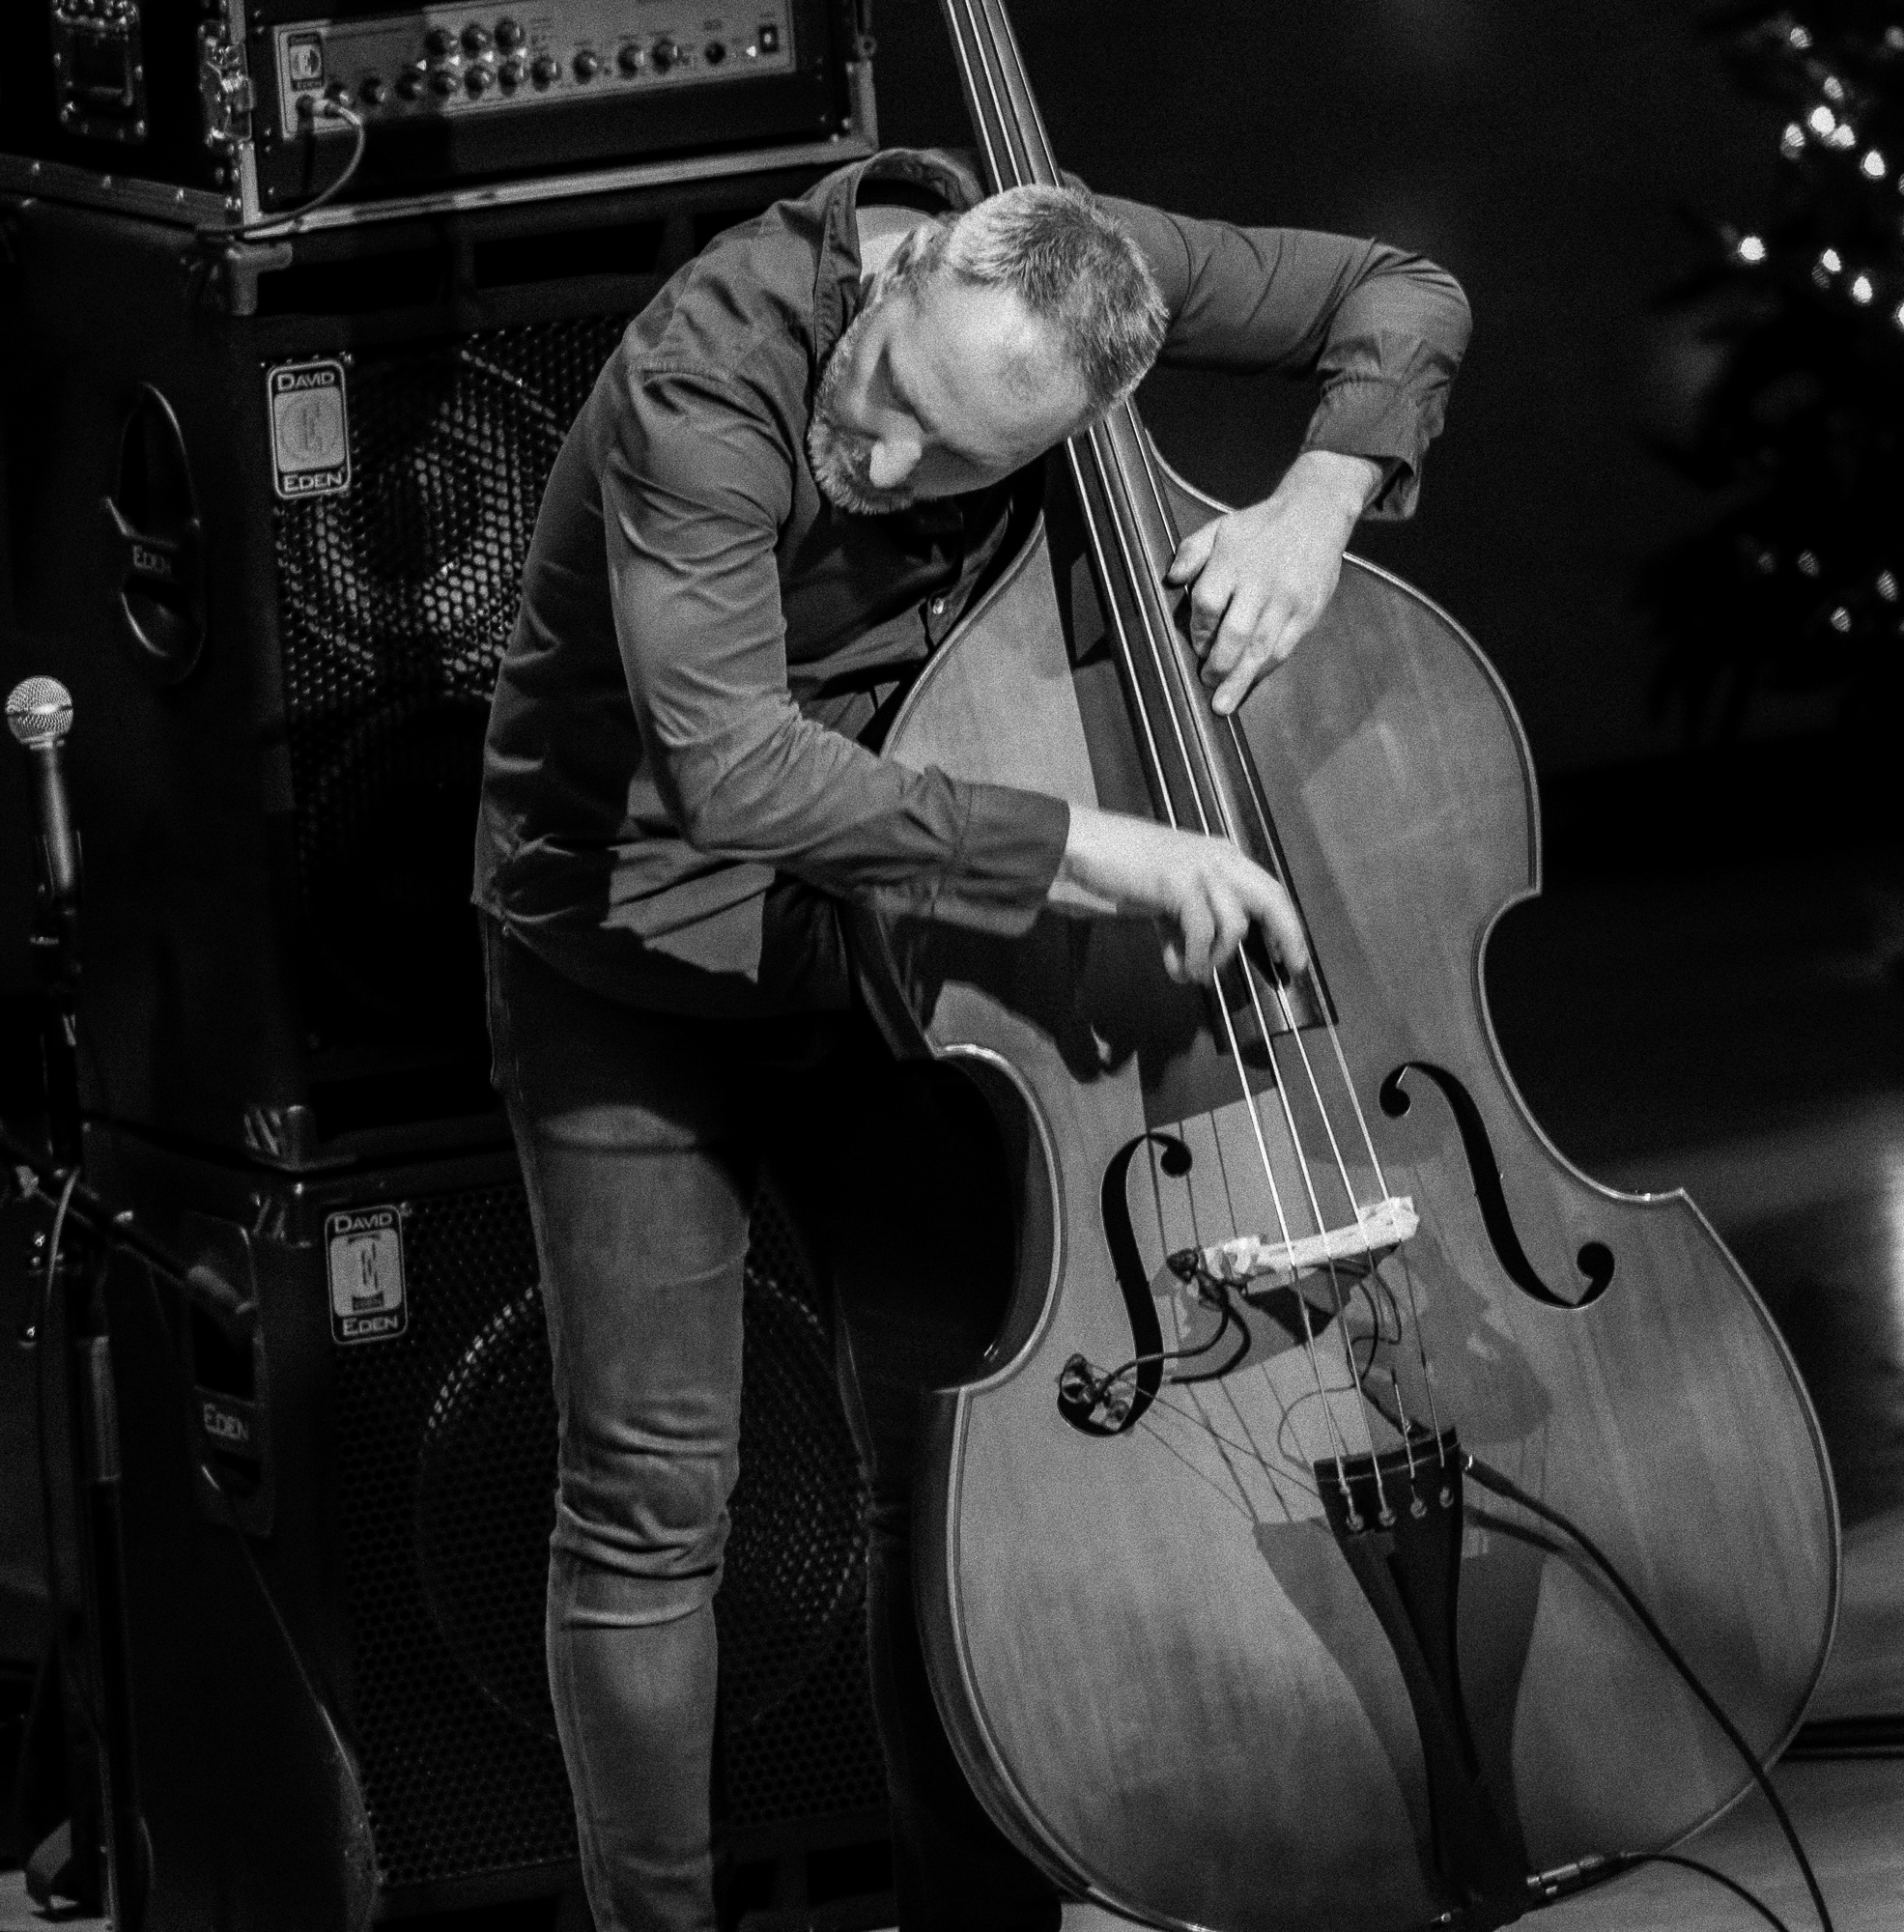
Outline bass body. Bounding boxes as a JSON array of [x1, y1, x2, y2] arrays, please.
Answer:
[[868, 452, 1837, 1932]]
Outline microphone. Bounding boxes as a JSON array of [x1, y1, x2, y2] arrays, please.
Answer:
[[6, 676, 80, 906]]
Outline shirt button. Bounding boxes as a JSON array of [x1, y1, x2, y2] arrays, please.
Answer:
[[929, 596, 948, 616]]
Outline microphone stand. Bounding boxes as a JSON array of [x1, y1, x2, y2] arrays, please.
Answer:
[[9, 678, 148, 1930]]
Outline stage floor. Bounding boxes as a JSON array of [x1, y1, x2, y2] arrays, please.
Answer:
[[3, 1754, 1899, 1931], [1092, 1757, 1904, 1931]]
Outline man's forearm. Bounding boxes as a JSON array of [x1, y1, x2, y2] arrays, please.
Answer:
[[1278, 449, 1384, 529]]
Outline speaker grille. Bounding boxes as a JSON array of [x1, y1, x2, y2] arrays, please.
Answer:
[[333, 1182, 575, 1890], [270, 318, 626, 1036], [334, 1176, 887, 1895]]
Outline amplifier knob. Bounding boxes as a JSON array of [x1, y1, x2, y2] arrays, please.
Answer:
[[531, 52, 559, 86], [424, 24, 456, 56], [396, 64, 427, 99], [573, 47, 601, 80], [703, 41, 725, 65], [649, 36, 678, 71], [496, 17, 525, 51], [616, 43, 643, 75], [358, 74, 388, 106], [462, 22, 491, 54], [466, 61, 495, 93], [498, 53, 526, 88], [430, 65, 459, 96]]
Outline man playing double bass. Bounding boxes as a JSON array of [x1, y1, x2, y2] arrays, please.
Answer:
[[473, 145, 1468, 1931]]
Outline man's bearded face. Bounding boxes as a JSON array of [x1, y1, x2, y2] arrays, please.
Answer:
[[808, 285, 918, 516], [807, 262, 1090, 519]]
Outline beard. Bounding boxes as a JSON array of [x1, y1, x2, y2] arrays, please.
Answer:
[[806, 291, 920, 517]]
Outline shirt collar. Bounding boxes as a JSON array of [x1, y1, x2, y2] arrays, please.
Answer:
[[811, 148, 986, 359]]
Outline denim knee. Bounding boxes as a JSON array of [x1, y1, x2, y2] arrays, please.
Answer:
[[548, 1544, 720, 1631], [550, 1406, 737, 1627]]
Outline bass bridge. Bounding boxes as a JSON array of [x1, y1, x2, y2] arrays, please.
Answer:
[[1169, 1192, 1418, 1295]]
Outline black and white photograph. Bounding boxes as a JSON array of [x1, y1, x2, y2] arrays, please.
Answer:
[[0, 5, 1898, 1930]]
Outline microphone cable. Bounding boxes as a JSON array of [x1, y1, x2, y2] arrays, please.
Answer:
[[24, 1167, 104, 1753], [8, 1139, 374, 1928]]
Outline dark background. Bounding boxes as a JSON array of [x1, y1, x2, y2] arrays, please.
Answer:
[[875, 0, 1789, 775]]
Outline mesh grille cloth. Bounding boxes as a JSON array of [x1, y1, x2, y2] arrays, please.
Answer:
[[336, 1179, 885, 1892], [269, 318, 626, 1031]]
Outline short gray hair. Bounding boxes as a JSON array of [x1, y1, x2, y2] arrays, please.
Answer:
[[880, 185, 1168, 415]]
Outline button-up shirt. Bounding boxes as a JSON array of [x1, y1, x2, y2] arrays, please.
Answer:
[[473, 148, 1470, 1015]]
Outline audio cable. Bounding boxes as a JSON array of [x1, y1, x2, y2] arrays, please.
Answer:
[[1464, 1451, 1834, 1932], [195, 98, 369, 244], [6, 1134, 374, 1927]]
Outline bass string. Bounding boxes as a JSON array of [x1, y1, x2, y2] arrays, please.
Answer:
[[940, 0, 1010, 186], [1150, 1098, 1375, 1510], [942, 0, 1323, 1325], [1115, 423, 1448, 1469], [1083, 421, 1387, 1485], [1078, 93, 1447, 1461], [962, 0, 1381, 1316], [1111, 419, 1382, 1236], [1068, 427, 1361, 1473], [965, 0, 1398, 1262], [939, 0, 1344, 1445], [1131, 458, 1447, 1457], [1054, 411, 1338, 1437], [1093, 419, 1386, 1388], [956, 0, 1434, 1491], [953, 0, 1375, 1479]]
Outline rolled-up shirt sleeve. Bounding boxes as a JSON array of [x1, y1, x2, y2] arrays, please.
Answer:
[[1102, 198, 1471, 519], [605, 360, 1069, 934]]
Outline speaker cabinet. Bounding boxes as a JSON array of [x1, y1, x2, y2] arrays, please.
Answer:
[[80, 1125, 889, 1923], [0, 173, 829, 1169]]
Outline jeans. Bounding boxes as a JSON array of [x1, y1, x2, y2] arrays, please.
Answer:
[[482, 917, 1062, 1932]]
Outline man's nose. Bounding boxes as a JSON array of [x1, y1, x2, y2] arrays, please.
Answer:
[[867, 434, 923, 491]]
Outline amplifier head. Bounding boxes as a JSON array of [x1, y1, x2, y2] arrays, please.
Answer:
[[0, 0, 875, 230]]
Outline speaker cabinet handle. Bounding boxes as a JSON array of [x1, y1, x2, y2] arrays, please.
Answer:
[[100, 384, 206, 686]]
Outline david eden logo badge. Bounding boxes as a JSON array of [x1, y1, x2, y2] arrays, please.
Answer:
[[267, 357, 352, 500], [327, 1204, 408, 1344]]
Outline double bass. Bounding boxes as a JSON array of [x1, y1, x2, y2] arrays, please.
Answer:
[[867, 5, 1840, 1927]]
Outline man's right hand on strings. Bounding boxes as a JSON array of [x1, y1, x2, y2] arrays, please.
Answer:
[[1049, 803, 1309, 987]]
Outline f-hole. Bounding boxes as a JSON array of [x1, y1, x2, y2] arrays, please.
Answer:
[[1380, 1063, 1613, 1309]]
